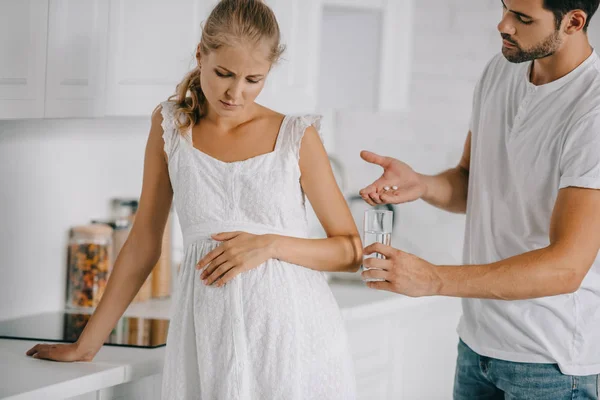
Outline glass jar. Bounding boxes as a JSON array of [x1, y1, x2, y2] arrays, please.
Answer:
[[67, 224, 113, 308], [111, 198, 152, 302], [91, 218, 130, 267]]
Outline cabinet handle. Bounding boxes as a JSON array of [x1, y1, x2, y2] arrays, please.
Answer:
[[60, 78, 89, 87], [0, 78, 26, 86]]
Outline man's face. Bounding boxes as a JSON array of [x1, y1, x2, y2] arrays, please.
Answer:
[[498, 0, 564, 63]]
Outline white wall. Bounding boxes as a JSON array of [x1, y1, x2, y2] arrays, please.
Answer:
[[0, 118, 150, 320], [325, 0, 600, 265], [325, 0, 501, 265], [1, 0, 600, 320]]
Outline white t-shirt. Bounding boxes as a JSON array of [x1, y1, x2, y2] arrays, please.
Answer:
[[458, 51, 600, 376]]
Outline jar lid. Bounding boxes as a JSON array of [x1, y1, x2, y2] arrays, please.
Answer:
[[91, 219, 129, 230], [111, 198, 139, 219], [71, 224, 113, 239], [91, 219, 116, 229]]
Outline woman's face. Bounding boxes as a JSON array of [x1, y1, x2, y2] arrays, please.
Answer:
[[198, 42, 272, 117]]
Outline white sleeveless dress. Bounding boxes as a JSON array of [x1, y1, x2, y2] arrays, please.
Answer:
[[159, 101, 356, 400]]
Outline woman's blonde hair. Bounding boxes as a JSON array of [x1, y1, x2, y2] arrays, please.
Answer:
[[170, 0, 285, 132]]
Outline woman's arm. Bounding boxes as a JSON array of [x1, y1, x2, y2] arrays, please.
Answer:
[[364, 187, 600, 299], [270, 125, 362, 272], [27, 106, 173, 361], [199, 125, 363, 287], [199, 124, 363, 287]]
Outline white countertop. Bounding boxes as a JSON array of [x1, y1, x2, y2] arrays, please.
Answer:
[[0, 282, 444, 400]]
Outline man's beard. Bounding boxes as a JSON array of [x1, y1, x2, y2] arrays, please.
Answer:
[[501, 30, 562, 63]]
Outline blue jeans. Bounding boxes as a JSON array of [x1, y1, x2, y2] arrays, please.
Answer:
[[454, 339, 599, 400]]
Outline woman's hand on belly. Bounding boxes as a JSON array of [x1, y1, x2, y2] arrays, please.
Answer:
[[197, 231, 276, 287]]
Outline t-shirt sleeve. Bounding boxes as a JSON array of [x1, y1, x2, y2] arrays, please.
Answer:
[[469, 75, 484, 133], [469, 54, 501, 134], [559, 112, 600, 189]]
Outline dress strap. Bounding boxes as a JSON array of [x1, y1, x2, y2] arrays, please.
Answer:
[[160, 100, 181, 161], [280, 115, 325, 160], [273, 114, 291, 152]]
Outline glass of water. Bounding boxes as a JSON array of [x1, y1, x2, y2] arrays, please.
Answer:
[[362, 209, 393, 282]]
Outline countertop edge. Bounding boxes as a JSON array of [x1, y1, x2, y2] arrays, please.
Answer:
[[0, 284, 452, 399], [3, 364, 125, 400]]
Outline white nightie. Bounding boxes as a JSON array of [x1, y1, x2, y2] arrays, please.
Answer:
[[159, 101, 356, 400]]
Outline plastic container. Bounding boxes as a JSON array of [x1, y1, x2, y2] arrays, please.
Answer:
[[110, 198, 153, 302]]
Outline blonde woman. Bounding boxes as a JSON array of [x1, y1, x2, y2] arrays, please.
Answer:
[[27, 1, 361, 399]]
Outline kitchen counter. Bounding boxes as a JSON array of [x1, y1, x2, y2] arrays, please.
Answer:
[[0, 282, 460, 400]]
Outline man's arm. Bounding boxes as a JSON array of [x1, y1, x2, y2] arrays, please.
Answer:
[[436, 186, 600, 299], [420, 132, 471, 214], [363, 186, 600, 299], [359, 131, 471, 214]]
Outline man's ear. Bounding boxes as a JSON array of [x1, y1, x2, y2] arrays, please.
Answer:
[[564, 10, 587, 34]]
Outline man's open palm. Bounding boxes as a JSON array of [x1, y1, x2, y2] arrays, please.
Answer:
[[359, 151, 427, 205]]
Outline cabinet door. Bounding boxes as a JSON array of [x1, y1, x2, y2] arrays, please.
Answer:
[[45, 0, 110, 118], [98, 373, 162, 400], [105, 0, 212, 116], [0, 0, 48, 119], [345, 316, 393, 400], [320, 0, 414, 112], [378, 0, 414, 112], [256, 0, 322, 114], [66, 393, 97, 400], [389, 298, 462, 399]]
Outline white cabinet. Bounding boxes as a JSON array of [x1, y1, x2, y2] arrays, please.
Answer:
[[378, 0, 414, 112], [104, 0, 213, 116], [345, 297, 462, 400], [0, 0, 411, 119], [0, 0, 48, 119], [66, 374, 162, 400], [45, 0, 110, 117], [256, 0, 322, 114], [319, 0, 414, 112], [346, 316, 394, 399], [388, 299, 462, 400], [97, 374, 162, 400], [104, 0, 321, 116]]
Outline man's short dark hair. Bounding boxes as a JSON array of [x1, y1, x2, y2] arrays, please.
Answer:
[[543, 0, 600, 31]]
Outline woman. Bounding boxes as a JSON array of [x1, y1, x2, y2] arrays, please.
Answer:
[[27, 1, 361, 399]]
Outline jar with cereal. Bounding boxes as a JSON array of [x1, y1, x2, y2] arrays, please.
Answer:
[[67, 224, 113, 308]]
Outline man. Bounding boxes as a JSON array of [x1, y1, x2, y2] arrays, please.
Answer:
[[359, 0, 600, 398]]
